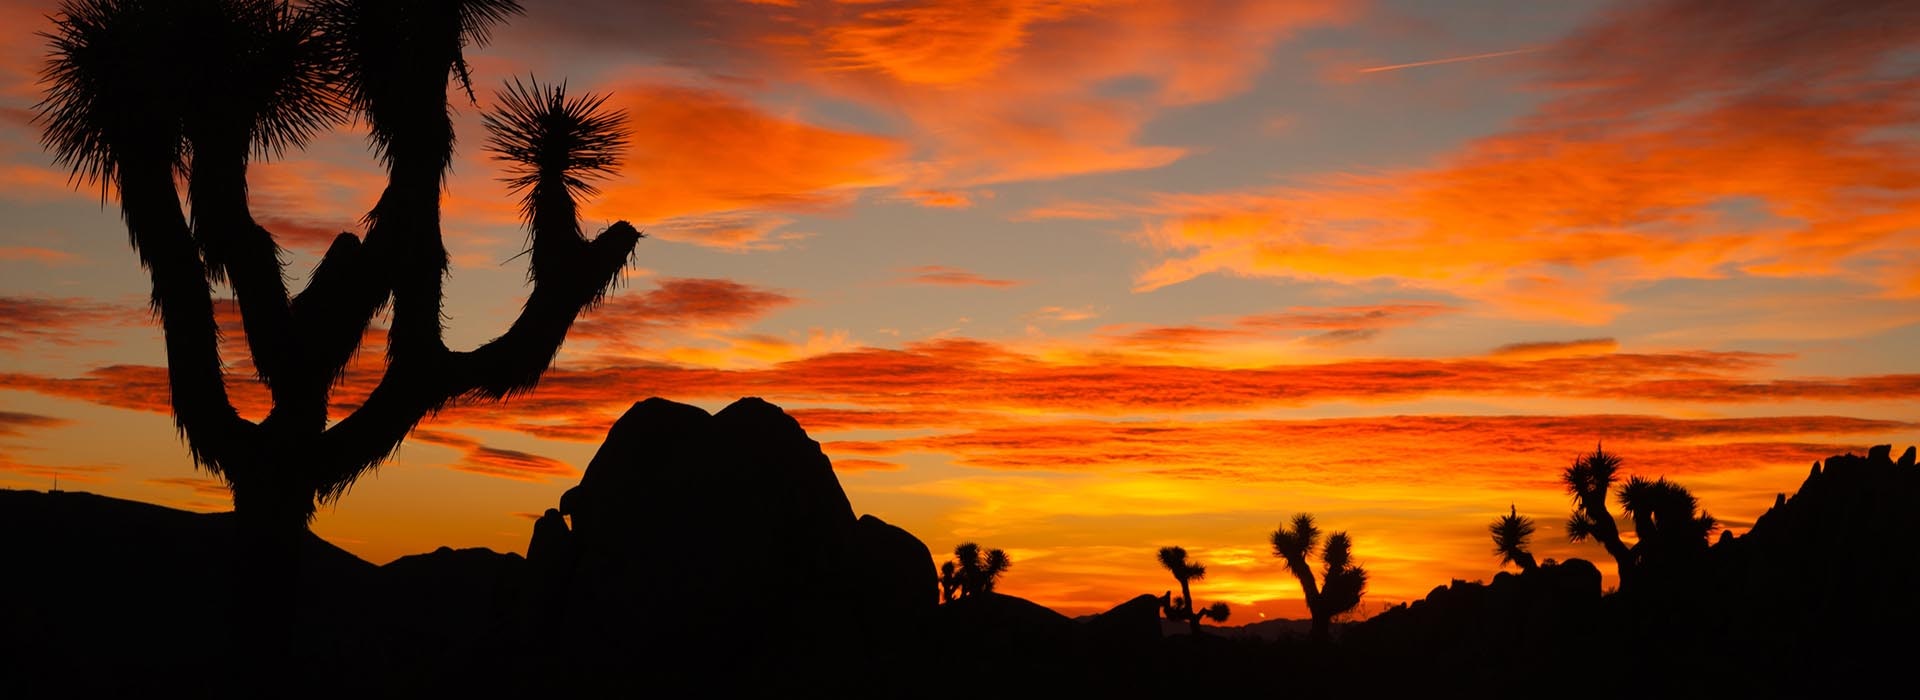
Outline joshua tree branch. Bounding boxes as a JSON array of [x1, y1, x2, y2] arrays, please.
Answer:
[[313, 220, 637, 500], [288, 232, 389, 389], [185, 136, 296, 391], [121, 159, 259, 477]]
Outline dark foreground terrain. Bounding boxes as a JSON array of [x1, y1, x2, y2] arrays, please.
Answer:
[[3, 398, 1915, 697]]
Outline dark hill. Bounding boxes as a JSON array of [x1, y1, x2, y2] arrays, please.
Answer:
[[0, 489, 374, 694], [1345, 444, 1920, 696], [3, 425, 1913, 696]]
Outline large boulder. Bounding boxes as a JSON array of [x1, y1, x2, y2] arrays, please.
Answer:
[[526, 397, 937, 688]]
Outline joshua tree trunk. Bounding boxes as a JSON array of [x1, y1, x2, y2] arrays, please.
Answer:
[[1180, 578, 1199, 636], [1577, 494, 1636, 589], [1279, 562, 1327, 642]]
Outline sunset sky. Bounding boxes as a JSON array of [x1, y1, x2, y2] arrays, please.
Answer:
[[2, 0, 1917, 620]]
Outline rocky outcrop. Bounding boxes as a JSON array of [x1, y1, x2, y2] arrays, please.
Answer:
[[1080, 593, 1165, 648], [525, 397, 938, 688]]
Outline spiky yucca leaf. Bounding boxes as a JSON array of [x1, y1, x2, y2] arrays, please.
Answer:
[[312, 0, 524, 165], [219, 1, 344, 161], [1566, 511, 1597, 542], [38, 0, 194, 193], [984, 548, 1011, 578], [482, 77, 629, 219], [1157, 546, 1206, 581], [1271, 513, 1322, 569], [1321, 566, 1368, 616], [1156, 545, 1186, 573], [40, 0, 344, 205], [1563, 445, 1623, 501], [1203, 601, 1231, 623], [954, 542, 981, 570], [1323, 532, 1354, 572], [1490, 505, 1537, 565]]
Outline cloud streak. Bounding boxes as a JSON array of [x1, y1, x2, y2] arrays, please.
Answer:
[[1356, 47, 1539, 74], [895, 265, 1023, 289]]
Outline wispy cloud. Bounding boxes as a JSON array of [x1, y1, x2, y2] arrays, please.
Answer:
[[1357, 47, 1539, 74], [896, 265, 1023, 289]]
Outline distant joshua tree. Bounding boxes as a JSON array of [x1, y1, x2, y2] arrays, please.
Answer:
[[1563, 445, 1637, 586], [1156, 546, 1231, 635], [1617, 475, 1717, 576], [1270, 513, 1368, 643], [1562, 447, 1719, 591], [1490, 505, 1539, 573], [941, 543, 1011, 602]]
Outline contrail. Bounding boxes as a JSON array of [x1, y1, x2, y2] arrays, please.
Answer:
[[1357, 47, 1539, 74]]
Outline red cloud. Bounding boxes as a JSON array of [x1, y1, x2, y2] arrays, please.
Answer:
[[0, 297, 141, 351], [12, 340, 1916, 439], [410, 430, 579, 483]]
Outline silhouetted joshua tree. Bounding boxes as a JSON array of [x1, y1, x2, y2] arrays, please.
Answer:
[[1562, 447, 1719, 591], [1563, 445, 1637, 587], [941, 543, 1011, 602], [1490, 505, 1539, 573], [1617, 475, 1717, 578], [35, 0, 639, 656], [1270, 513, 1368, 643], [1156, 546, 1231, 635]]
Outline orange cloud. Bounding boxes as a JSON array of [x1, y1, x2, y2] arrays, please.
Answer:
[[832, 458, 904, 472], [0, 247, 79, 265], [1018, 1, 1920, 321], [146, 476, 229, 497], [1489, 338, 1619, 360], [518, 1, 1353, 189], [12, 340, 1916, 437], [579, 83, 906, 250], [862, 414, 1910, 478], [897, 189, 982, 208], [1356, 47, 1539, 74], [1099, 324, 1254, 352], [1098, 304, 1470, 352], [569, 277, 796, 347], [894, 265, 1022, 289]]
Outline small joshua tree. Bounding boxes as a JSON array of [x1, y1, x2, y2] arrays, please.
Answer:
[[1491, 505, 1539, 573], [1563, 447, 1718, 591], [941, 542, 1011, 602], [1157, 546, 1231, 635], [1616, 475, 1717, 580], [1270, 513, 1368, 643], [1563, 445, 1636, 586]]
